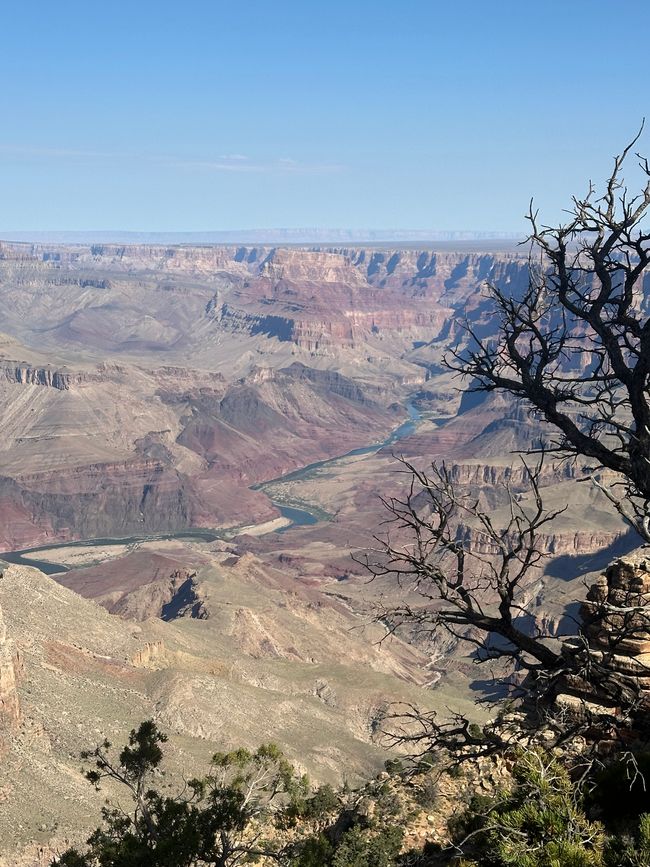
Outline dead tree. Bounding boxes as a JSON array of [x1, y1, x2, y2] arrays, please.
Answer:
[[362, 457, 581, 757], [450, 127, 650, 538], [365, 132, 650, 755], [365, 458, 563, 673]]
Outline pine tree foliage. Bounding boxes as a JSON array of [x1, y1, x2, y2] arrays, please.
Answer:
[[52, 721, 308, 867]]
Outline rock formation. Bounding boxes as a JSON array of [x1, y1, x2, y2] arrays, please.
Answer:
[[555, 551, 650, 723], [0, 363, 102, 390], [108, 569, 209, 622]]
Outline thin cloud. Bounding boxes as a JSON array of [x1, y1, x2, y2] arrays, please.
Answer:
[[169, 156, 344, 174], [0, 144, 343, 174]]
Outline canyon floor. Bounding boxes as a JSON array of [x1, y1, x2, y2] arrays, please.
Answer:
[[0, 241, 637, 862]]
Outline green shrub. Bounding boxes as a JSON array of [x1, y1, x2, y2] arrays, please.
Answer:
[[450, 749, 606, 867], [331, 826, 404, 867]]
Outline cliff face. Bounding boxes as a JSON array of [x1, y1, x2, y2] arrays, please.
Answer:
[[0, 460, 191, 547], [208, 247, 530, 354], [0, 242, 528, 358], [0, 364, 101, 390], [260, 248, 368, 285]]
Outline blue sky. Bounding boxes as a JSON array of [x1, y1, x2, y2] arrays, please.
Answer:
[[1, 0, 648, 234]]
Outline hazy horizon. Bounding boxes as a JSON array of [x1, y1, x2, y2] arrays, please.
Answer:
[[0, 227, 523, 246]]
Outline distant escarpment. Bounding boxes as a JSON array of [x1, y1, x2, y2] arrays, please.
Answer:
[[0, 363, 101, 390], [0, 242, 528, 358], [209, 247, 529, 354]]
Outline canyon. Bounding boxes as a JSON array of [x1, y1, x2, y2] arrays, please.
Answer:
[[0, 241, 635, 861], [0, 241, 532, 550]]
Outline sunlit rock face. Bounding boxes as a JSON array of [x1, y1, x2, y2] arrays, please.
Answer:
[[555, 553, 650, 722]]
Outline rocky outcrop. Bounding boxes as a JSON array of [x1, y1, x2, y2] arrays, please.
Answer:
[[130, 640, 168, 669], [1, 364, 88, 390], [444, 461, 578, 490], [581, 554, 650, 667], [108, 570, 209, 622], [457, 524, 623, 559], [555, 552, 650, 724]]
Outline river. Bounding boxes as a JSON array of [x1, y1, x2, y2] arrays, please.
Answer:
[[0, 401, 431, 574]]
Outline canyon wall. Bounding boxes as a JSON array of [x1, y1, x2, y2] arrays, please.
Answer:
[[0, 241, 600, 556], [0, 242, 529, 358]]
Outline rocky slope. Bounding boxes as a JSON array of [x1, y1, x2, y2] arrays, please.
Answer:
[[0, 551, 482, 861], [0, 596, 21, 751]]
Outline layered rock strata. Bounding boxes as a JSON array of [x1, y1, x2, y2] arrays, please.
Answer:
[[0, 364, 101, 390], [555, 552, 650, 721]]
